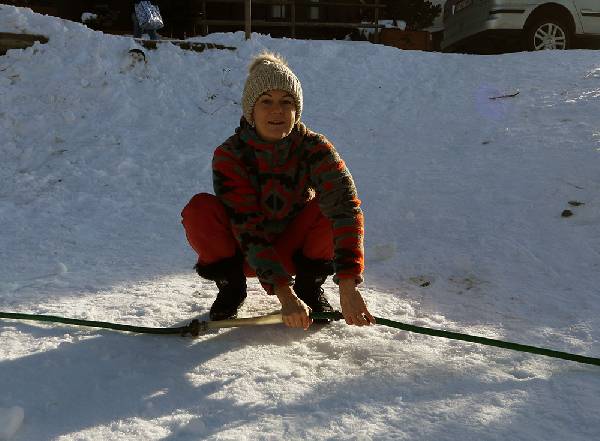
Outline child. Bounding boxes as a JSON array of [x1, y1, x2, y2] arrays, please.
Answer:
[[182, 52, 374, 329]]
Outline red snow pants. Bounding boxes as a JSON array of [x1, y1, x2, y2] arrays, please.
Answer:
[[181, 193, 334, 277]]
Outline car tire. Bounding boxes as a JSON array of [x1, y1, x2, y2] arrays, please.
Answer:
[[523, 15, 572, 51]]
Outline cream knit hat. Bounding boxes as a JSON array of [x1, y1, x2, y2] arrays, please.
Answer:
[[242, 51, 303, 124]]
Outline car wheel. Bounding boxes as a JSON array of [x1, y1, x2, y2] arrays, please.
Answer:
[[524, 15, 571, 51]]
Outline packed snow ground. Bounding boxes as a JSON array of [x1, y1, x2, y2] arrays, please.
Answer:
[[1, 5, 600, 440]]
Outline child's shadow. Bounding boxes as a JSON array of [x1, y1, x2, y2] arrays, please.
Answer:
[[0, 318, 306, 440]]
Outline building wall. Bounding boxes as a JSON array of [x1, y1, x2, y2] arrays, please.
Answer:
[[204, 0, 375, 40], [11, 1, 385, 40]]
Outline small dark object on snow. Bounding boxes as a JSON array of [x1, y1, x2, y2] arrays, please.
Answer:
[[489, 90, 520, 100], [128, 48, 146, 62], [568, 200, 585, 207], [420, 281, 431, 287], [561, 209, 573, 218]]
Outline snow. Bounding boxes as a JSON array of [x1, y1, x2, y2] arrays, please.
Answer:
[[0, 407, 24, 440], [1, 4, 600, 440], [80, 13, 97, 24]]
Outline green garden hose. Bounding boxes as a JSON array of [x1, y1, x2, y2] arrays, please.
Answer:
[[1, 310, 598, 367]]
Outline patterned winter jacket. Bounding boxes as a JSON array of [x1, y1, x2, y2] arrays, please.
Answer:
[[213, 119, 364, 287]]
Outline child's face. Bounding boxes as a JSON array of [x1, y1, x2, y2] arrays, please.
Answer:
[[251, 90, 296, 142]]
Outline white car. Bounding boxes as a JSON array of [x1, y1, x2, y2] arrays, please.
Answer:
[[441, 0, 600, 52]]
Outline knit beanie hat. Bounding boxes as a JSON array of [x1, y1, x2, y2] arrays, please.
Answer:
[[242, 51, 303, 124]]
